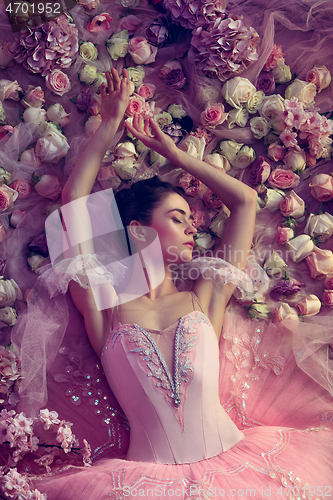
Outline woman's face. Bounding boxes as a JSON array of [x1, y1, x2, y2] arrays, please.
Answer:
[[147, 192, 197, 265]]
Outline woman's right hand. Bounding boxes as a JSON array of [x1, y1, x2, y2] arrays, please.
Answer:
[[125, 114, 178, 161], [100, 68, 130, 123]]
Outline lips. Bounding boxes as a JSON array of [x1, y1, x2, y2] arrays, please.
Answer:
[[183, 241, 194, 248]]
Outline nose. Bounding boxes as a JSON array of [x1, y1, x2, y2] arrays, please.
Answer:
[[185, 220, 197, 235]]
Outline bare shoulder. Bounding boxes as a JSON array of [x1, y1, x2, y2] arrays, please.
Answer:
[[68, 280, 117, 357]]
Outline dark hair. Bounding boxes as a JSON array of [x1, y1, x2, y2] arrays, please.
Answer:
[[114, 176, 186, 227]]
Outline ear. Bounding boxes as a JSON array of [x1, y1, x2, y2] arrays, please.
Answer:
[[128, 220, 147, 242]]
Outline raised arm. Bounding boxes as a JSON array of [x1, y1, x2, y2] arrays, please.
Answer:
[[62, 68, 130, 203]]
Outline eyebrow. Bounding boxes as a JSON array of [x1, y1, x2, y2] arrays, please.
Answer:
[[167, 208, 194, 220]]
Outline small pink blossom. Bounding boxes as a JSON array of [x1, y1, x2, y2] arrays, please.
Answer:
[[202, 189, 223, 210], [263, 44, 285, 71], [190, 206, 205, 229], [279, 128, 298, 149], [179, 172, 202, 196], [56, 423, 76, 452], [39, 409, 60, 430]]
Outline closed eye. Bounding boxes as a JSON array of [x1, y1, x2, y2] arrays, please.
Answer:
[[173, 218, 182, 223]]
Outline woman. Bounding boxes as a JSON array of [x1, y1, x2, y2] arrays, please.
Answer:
[[31, 68, 333, 499]]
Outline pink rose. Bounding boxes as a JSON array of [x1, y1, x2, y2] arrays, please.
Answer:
[[267, 168, 300, 189], [309, 174, 333, 202], [249, 156, 271, 186], [306, 65, 331, 93], [202, 189, 223, 210], [0, 224, 6, 244], [20, 148, 43, 169], [88, 95, 101, 116], [0, 41, 14, 69], [129, 37, 158, 65], [125, 94, 145, 116], [267, 142, 286, 161], [87, 12, 113, 32], [118, 15, 141, 34], [97, 166, 122, 190], [263, 44, 284, 72], [159, 60, 182, 79], [324, 273, 333, 290], [279, 191, 305, 218], [306, 247, 333, 279], [276, 226, 294, 244], [166, 69, 186, 90], [22, 86, 45, 108], [0, 79, 21, 101], [34, 174, 62, 201], [190, 206, 205, 229], [0, 185, 18, 211], [9, 179, 31, 200], [296, 294, 321, 316], [200, 103, 228, 128], [179, 172, 202, 196], [45, 70, 71, 97], [0, 125, 14, 141], [322, 289, 333, 307], [137, 83, 156, 100], [274, 303, 298, 323], [9, 210, 27, 228]]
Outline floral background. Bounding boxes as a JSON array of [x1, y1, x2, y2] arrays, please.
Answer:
[[0, 0, 333, 497]]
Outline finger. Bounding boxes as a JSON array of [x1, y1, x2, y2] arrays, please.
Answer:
[[100, 81, 107, 99], [149, 118, 162, 138], [111, 68, 121, 91], [122, 67, 129, 80], [144, 119, 154, 138], [106, 71, 114, 93]]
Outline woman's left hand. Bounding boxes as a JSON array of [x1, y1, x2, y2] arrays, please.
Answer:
[[100, 68, 130, 123]]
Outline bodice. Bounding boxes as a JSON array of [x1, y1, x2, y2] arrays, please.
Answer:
[[101, 311, 244, 464]]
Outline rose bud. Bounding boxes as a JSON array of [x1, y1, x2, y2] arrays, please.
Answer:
[[286, 234, 314, 263], [309, 174, 333, 202], [306, 247, 333, 279], [279, 191, 305, 219], [322, 289, 333, 307], [267, 141, 286, 161], [247, 302, 270, 320], [34, 174, 62, 201], [263, 251, 287, 276], [9, 210, 27, 228], [306, 65, 331, 93], [274, 302, 299, 323], [324, 273, 333, 290], [249, 156, 271, 186], [296, 294, 321, 316], [276, 226, 294, 244]]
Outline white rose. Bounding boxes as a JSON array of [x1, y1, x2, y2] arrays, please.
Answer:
[[283, 149, 306, 172], [285, 79, 317, 108], [127, 66, 145, 88], [194, 231, 215, 252], [95, 73, 107, 89], [0, 306, 17, 326], [46, 104, 70, 127], [112, 157, 137, 180], [219, 140, 243, 164], [221, 77, 256, 109], [272, 60, 292, 84], [265, 189, 285, 211], [204, 153, 230, 172], [248, 303, 270, 320], [274, 302, 299, 323], [304, 213, 333, 242], [150, 150, 168, 167], [0, 277, 22, 306], [227, 108, 249, 128], [167, 104, 186, 119], [179, 136, 206, 160], [246, 91, 265, 114], [198, 85, 221, 105], [209, 210, 229, 238], [0, 166, 11, 184], [106, 30, 129, 61], [79, 42, 98, 61], [20, 148, 42, 169], [250, 116, 270, 139], [23, 107, 46, 124], [154, 112, 172, 129], [36, 123, 70, 163], [115, 141, 137, 157], [259, 94, 285, 121], [136, 140, 149, 153], [286, 234, 314, 263], [27, 253, 50, 274], [79, 65, 98, 85], [263, 251, 287, 276], [233, 145, 256, 169]]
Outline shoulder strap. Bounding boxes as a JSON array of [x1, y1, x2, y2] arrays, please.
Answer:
[[190, 291, 204, 313]]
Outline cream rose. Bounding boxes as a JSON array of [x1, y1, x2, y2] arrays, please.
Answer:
[[0, 79, 22, 101], [194, 232, 215, 252], [276, 226, 294, 244], [106, 31, 129, 61], [45, 70, 71, 96], [286, 234, 314, 263], [23, 107, 46, 124], [34, 174, 62, 200], [263, 251, 287, 276], [265, 189, 285, 211], [79, 65, 98, 85], [127, 66, 145, 87], [0, 306, 17, 326], [246, 91, 265, 114], [272, 60, 292, 84], [198, 85, 221, 105], [274, 302, 299, 323], [46, 104, 70, 127], [204, 153, 230, 172], [0, 277, 22, 306], [79, 42, 98, 61], [154, 112, 172, 129], [279, 191, 305, 219], [309, 174, 333, 202], [304, 213, 333, 242], [36, 123, 70, 163], [306, 247, 333, 279], [221, 77, 256, 109], [128, 37, 158, 65], [306, 65, 331, 93], [0, 185, 18, 212], [20, 148, 42, 169], [115, 142, 137, 157], [27, 254, 51, 274], [259, 94, 285, 121], [22, 86, 45, 108], [247, 303, 270, 320], [112, 157, 137, 180], [167, 104, 186, 119], [283, 149, 306, 173], [285, 79, 317, 108], [296, 295, 321, 316], [179, 136, 206, 160], [233, 146, 256, 169], [0, 167, 11, 184], [227, 108, 249, 128], [219, 140, 243, 164], [250, 116, 270, 139]]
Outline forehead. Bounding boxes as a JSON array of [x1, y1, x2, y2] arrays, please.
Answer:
[[156, 192, 190, 214]]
